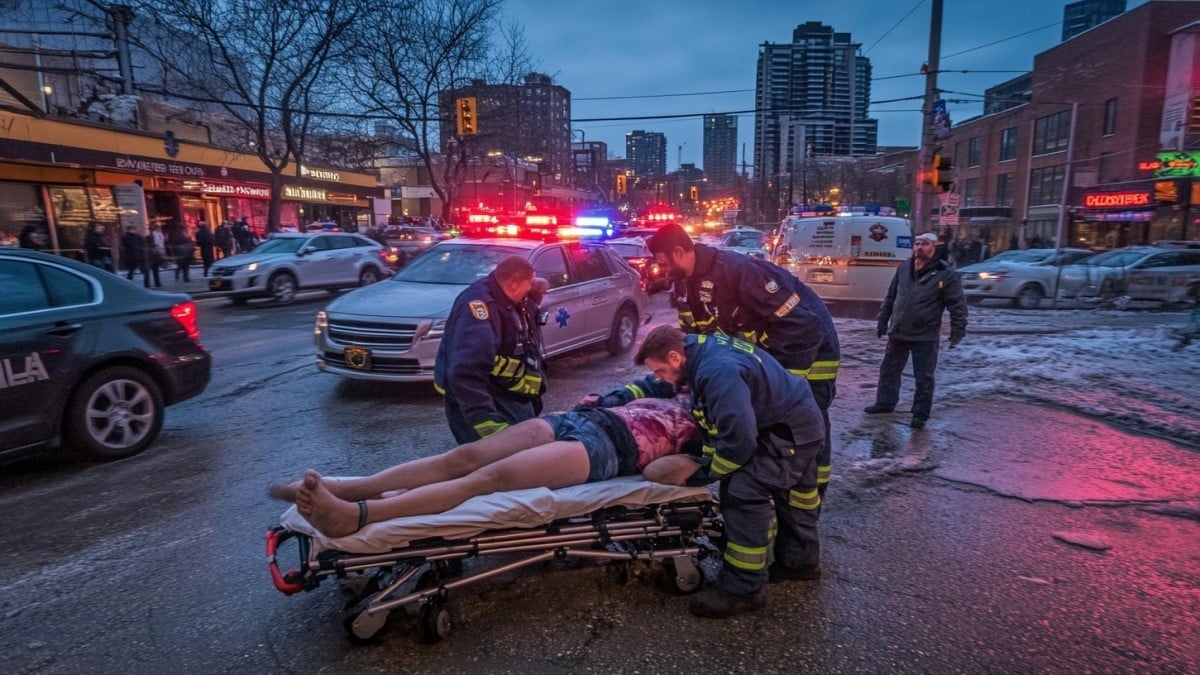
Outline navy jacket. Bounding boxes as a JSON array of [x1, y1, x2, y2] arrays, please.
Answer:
[[877, 246, 968, 342], [675, 244, 840, 381], [434, 273, 545, 430]]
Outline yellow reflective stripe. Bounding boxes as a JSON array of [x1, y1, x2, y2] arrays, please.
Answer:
[[773, 292, 800, 317], [695, 316, 716, 328], [710, 453, 742, 476], [817, 464, 831, 485], [474, 420, 508, 437], [787, 367, 811, 378], [788, 488, 821, 510], [491, 355, 522, 378], [701, 444, 715, 457], [677, 311, 695, 328], [808, 360, 839, 380], [625, 383, 645, 399], [434, 383, 445, 395], [723, 541, 768, 571], [507, 374, 542, 395]]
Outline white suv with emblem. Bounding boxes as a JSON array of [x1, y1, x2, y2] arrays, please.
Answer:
[[314, 237, 651, 382], [208, 232, 390, 305]]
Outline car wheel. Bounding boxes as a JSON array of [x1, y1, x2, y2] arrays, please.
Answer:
[[1013, 284, 1044, 309], [606, 306, 638, 356], [270, 272, 298, 304], [359, 267, 380, 286], [66, 366, 164, 461]]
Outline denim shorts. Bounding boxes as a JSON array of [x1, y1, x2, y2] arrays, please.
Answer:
[[543, 412, 619, 482]]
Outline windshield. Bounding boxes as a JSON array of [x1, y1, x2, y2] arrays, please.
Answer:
[[608, 242, 647, 257], [723, 231, 763, 248], [1082, 250, 1149, 267], [250, 237, 307, 254], [984, 250, 1053, 264], [393, 244, 525, 284]]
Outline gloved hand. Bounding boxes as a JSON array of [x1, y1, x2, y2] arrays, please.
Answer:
[[949, 330, 965, 348], [877, 323, 887, 339]]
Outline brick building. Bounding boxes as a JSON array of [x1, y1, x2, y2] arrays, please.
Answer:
[[939, 1, 1200, 256]]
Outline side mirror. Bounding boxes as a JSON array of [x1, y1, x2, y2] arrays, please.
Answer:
[[298, 246, 314, 256]]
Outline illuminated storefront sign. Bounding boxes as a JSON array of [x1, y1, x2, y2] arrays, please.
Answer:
[[1151, 151, 1200, 178], [284, 185, 328, 201], [201, 181, 271, 199], [1082, 191, 1152, 208], [299, 165, 342, 182]]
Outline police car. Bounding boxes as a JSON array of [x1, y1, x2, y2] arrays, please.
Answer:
[[1057, 244, 1200, 304], [0, 248, 212, 463], [314, 219, 652, 382]]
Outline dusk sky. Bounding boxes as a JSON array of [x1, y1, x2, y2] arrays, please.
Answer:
[[501, 0, 1148, 170]]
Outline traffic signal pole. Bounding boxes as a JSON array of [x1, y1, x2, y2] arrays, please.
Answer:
[[913, 0, 943, 235]]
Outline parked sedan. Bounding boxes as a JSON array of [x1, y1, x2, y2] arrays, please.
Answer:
[[1057, 246, 1200, 304], [315, 237, 651, 382], [605, 237, 671, 293], [0, 249, 212, 463], [957, 248, 1094, 308], [208, 232, 390, 305], [718, 228, 769, 259]]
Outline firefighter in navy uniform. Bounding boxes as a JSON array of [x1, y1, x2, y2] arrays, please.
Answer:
[[648, 223, 840, 499], [634, 326, 825, 618], [434, 256, 548, 444]]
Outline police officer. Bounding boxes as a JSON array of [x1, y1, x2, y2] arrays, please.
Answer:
[[434, 256, 548, 444], [647, 223, 840, 500], [635, 325, 825, 618]]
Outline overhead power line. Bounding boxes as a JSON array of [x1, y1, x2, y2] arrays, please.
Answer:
[[941, 21, 1061, 60], [863, 0, 927, 56]]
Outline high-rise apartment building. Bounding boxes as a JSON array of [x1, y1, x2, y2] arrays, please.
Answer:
[[1062, 0, 1126, 41], [703, 114, 738, 188], [753, 21, 878, 197], [626, 130, 667, 179]]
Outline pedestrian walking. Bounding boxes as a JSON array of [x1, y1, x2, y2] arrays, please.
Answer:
[[633, 326, 826, 618], [83, 221, 113, 272], [215, 221, 234, 259], [142, 231, 162, 288], [171, 230, 195, 282], [865, 232, 969, 429], [433, 256, 549, 444], [195, 222, 215, 276], [648, 222, 840, 498], [121, 227, 144, 282], [234, 218, 254, 253]]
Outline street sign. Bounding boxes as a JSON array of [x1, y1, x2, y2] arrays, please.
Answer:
[[938, 191, 960, 227], [113, 183, 148, 235]]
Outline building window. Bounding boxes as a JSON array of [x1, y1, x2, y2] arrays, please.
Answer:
[[963, 178, 980, 207], [996, 173, 1013, 207], [1027, 165, 1065, 206], [1032, 110, 1071, 155], [1102, 99, 1117, 137], [967, 137, 982, 167], [999, 127, 1018, 162]]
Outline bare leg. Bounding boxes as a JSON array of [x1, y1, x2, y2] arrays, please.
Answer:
[[643, 455, 702, 486], [296, 441, 591, 538], [271, 418, 555, 502]]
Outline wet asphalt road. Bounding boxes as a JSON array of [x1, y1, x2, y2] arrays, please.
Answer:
[[1, 291, 1197, 673]]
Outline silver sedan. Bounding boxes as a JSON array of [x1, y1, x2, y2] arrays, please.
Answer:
[[958, 248, 1095, 309]]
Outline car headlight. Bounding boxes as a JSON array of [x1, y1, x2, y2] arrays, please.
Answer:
[[425, 319, 447, 340], [978, 271, 1007, 281], [314, 310, 327, 334], [243, 262, 260, 272]]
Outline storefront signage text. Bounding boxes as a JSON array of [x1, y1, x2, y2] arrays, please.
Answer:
[[300, 165, 341, 181], [115, 156, 206, 177], [202, 181, 271, 199], [1083, 191, 1152, 208], [1152, 151, 1200, 178], [284, 185, 328, 201]]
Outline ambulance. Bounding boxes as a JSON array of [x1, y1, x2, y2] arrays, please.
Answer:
[[772, 206, 914, 304]]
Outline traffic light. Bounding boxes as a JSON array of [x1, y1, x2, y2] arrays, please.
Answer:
[[690, 185, 698, 201], [930, 154, 953, 193], [456, 97, 477, 136], [616, 174, 627, 195]]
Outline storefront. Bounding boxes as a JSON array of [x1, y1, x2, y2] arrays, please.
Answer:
[[0, 111, 381, 261], [1071, 179, 1193, 250]]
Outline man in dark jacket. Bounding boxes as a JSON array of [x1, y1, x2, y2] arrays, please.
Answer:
[[648, 222, 840, 498], [434, 256, 549, 444], [195, 222, 215, 276], [866, 232, 968, 429], [634, 326, 825, 618], [84, 222, 112, 272]]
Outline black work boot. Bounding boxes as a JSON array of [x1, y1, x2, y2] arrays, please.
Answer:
[[688, 587, 766, 619], [863, 404, 894, 414], [768, 563, 822, 583]]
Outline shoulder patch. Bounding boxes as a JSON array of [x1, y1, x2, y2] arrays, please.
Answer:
[[765, 280, 780, 294], [468, 300, 489, 320]]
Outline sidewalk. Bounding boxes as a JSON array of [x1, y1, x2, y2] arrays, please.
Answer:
[[126, 263, 221, 299]]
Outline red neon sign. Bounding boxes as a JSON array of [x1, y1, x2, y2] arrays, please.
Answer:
[[1138, 161, 1163, 171], [1083, 191, 1152, 208]]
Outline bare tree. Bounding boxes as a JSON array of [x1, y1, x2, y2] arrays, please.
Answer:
[[130, 0, 370, 231], [348, 0, 533, 220]]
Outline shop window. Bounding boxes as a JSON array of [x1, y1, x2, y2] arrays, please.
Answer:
[[0, 183, 47, 248], [999, 128, 1018, 162], [1032, 110, 1071, 155], [1102, 99, 1118, 137]]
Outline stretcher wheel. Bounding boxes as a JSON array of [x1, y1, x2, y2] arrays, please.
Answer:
[[664, 556, 703, 594], [343, 600, 390, 644], [418, 598, 452, 644]]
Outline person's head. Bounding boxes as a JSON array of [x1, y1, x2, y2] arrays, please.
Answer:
[[90, 222, 105, 234], [635, 325, 688, 386], [646, 223, 696, 280], [914, 232, 938, 263], [492, 255, 536, 303]]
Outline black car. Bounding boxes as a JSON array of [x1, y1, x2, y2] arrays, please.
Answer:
[[605, 237, 671, 293], [0, 248, 212, 463]]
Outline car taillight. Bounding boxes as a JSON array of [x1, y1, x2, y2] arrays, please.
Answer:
[[171, 301, 200, 341], [628, 257, 649, 268]]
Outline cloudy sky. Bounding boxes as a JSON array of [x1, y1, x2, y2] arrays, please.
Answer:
[[501, 0, 1147, 169]]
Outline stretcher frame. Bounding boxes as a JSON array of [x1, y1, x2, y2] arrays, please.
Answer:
[[267, 498, 723, 644]]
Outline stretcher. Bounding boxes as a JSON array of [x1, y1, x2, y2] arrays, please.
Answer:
[[266, 476, 723, 644]]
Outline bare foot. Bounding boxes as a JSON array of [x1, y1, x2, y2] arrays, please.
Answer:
[[295, 469, 362, 538], [267, 480, 302, 502]]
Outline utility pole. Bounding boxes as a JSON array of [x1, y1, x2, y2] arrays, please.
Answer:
[[1054, 102, 1079, 251], [913, 0, 943, 234]]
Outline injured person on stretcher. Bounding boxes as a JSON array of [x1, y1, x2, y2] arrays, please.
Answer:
[[271, 395, 702, 538]]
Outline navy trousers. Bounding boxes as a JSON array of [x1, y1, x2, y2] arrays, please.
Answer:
[[873, 338, 939, 420]]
